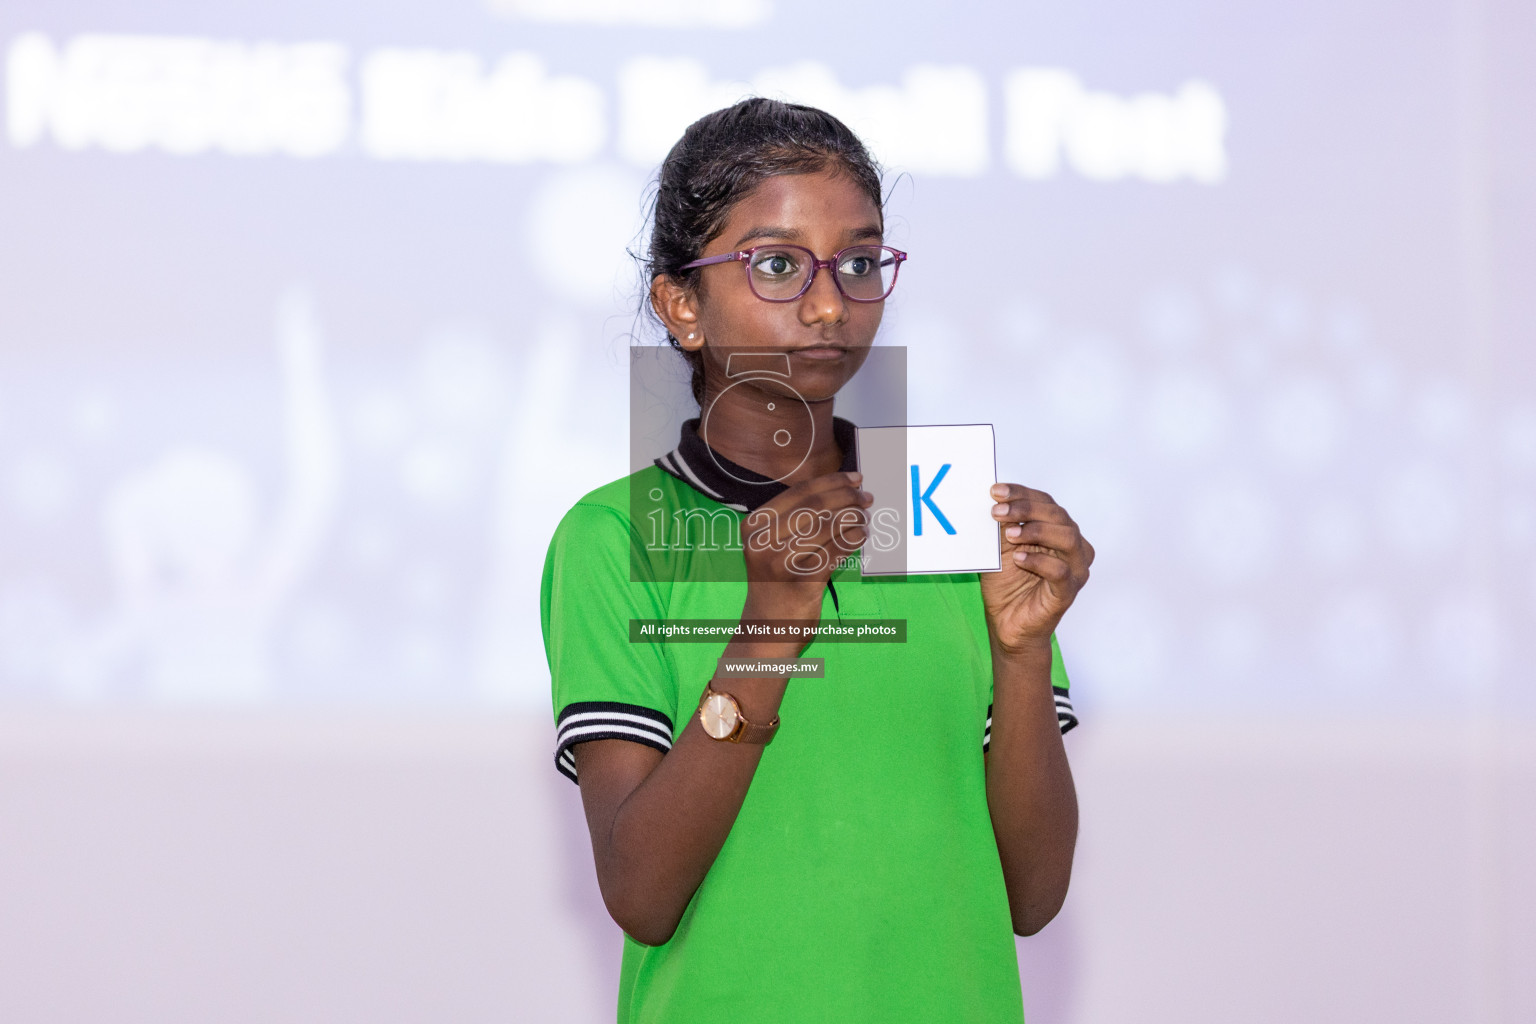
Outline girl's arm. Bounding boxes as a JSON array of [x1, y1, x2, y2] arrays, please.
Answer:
[[573, 628, 794, 946], [983, 640, 1079, 935], [571, 471, 869, 946], [979, 483, 1094, 935]]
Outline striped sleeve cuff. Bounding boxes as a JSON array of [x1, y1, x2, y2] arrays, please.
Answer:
[[982, 689, 1079, 752], [554, 701, 675, 784], [1054, 689, 1079, 734]]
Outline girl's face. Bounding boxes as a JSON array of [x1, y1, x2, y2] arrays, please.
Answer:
[[657, 168, 886, 404]]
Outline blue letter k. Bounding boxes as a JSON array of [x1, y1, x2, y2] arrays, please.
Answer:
[[910, 464, 956, 537]]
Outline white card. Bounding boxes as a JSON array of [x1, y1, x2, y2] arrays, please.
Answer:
[[855, 424, 1001, 575]]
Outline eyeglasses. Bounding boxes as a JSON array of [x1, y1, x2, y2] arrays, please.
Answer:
[[680, 244, 907, 303]]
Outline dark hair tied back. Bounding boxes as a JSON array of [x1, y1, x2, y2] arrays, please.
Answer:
[[644, 98, 884, 405]]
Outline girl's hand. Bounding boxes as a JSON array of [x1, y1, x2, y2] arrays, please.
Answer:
[[979, 483, 1094, 655], [739, 471, 870, 640]]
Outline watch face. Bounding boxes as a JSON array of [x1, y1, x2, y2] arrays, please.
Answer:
[[700, 692, 740, 740]]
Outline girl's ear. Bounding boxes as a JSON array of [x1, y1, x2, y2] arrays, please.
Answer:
[[651, 274, 703, 351]]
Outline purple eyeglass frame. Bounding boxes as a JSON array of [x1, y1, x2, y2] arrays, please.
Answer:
[[679, 244, 908, 303]]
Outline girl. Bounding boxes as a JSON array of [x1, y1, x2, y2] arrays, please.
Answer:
[[541, 98, 1092, 1023]]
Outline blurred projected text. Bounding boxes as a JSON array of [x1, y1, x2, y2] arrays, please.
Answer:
[[5, 31, 1227, 182]]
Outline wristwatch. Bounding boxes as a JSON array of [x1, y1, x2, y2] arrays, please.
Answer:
[[698, 684, 779, 745]]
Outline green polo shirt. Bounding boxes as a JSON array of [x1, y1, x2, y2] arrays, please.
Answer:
[[542, 420, 1075, 1024]]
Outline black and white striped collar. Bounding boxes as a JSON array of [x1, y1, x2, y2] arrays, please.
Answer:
[[655, 416, 859, 512]]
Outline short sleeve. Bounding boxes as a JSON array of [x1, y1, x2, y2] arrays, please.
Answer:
[[983, 633, 1077, 752], [541, 501, 678, 784], [1049, 633, 1078, 733]]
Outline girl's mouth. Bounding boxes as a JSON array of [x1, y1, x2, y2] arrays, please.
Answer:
[[792, 346, 847, 360]]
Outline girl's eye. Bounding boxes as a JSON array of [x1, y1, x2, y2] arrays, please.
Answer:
[[840, 255, 873, 277], [752, 251, 799, 277]]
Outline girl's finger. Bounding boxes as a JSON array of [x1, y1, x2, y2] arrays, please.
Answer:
[[1002, 521, 1081, 555], [1013, 549, 1071, 583]]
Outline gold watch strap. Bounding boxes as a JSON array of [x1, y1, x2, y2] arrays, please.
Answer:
[[735, 713, 780, 745]]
